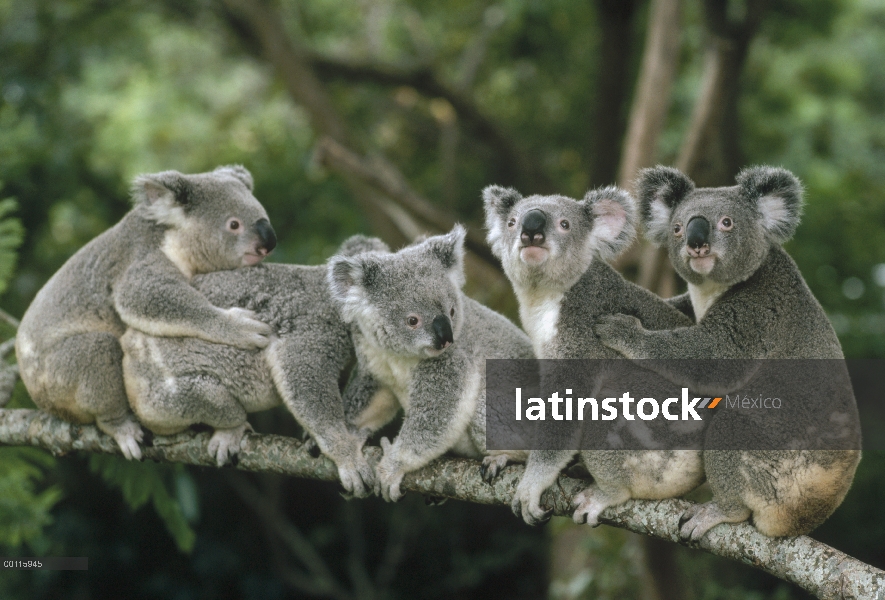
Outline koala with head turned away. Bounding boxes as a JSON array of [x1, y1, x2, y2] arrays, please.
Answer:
[[120, 236, 388, 497], [328, 226, 534, 502], [16, 166, 276, 460], [484, 185, 704, 526], [594, 166, 861, 538]]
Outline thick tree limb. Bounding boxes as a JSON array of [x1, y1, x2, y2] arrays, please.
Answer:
[[0, 407, 882, 600]]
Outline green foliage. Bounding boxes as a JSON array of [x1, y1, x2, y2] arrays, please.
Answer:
[[0, 196, 24, 296], [88, 454, 197, 553], [0, 447, 61, 551]]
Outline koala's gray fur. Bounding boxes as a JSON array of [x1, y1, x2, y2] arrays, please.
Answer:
[[594, 165, 861, 538], [16, 166, 276, 460], [328, 226, 534, 502], [120, 236, 390, 497], [484, 185, 704, 526]]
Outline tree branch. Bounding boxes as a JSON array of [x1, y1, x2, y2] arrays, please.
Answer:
[[1, 407, 881, 599], [313, 136, 498, 267], [306, 53, 551, 192]]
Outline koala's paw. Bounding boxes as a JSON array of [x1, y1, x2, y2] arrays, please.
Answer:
[[510, 481, 553, 526], [592, 314, 641, 354], [207, 423, 252, 467], [337, 455, 376, 500], [374, 437, 406, 502], [678, 502, 745, 542], [112, 420, 145, 461], [571, 488, 606, 527], [480, 455, 510, 484], [224, 307, 273, 349]]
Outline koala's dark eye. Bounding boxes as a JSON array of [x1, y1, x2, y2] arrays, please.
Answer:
[[507, 218, 516, 228], [560, 220, 570, 230], [407, 315, 420, 328], [673, 223, 683, 236], [450, 307, 455, 318], [227, 218, 242, 232], [718, 217, 734, 231]]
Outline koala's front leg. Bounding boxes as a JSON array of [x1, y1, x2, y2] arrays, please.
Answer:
[[268, 335, 375, 498], [593, 315, 761, 394], [114, 258, 272, 349], [375, 356, 479, 502], [511, 449, 575, 525], [343, 363, 400, 442]]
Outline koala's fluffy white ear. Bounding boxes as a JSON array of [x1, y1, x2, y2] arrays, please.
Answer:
[[582, 186, 637, 261], [328, 256, 363, 300], [214, 165, 254, 191], [423, 225, 467, 288], [483, 185, 522, 249], [636, 166, 695, 246], [132, 170, 189, 227], [737, 166, 803, 244]]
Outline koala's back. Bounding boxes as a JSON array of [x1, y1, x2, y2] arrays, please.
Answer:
[[193, 263, 341, 333], [124, 263, 349, 417], [462, 298, 534, 361], [19, 212, 158, 346]]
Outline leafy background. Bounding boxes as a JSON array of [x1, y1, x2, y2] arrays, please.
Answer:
[[0, 0, 883, 598]]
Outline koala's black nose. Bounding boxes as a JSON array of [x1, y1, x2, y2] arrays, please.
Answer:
[[686, 217, 710, 250], [255, 218, 277, 254], [520, 210, 547, 246], [432, 315, 454, 350]]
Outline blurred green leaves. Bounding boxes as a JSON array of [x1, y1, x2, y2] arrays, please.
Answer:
[[88, 454, 198, 553]]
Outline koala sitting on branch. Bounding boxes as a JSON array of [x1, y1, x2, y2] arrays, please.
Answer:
[[16, 166, 276, 460], [328, 226, 534, 502], [484, 185, 705, 527], [120, 236, 388, 497], [594, 166, 861, 538]]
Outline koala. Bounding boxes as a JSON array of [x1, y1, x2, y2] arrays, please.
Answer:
[[484, 184, 705, 526], [593, 165, 862, 538], [16, 166, 275, 460], [120, 236, 390, 497], [327, 226, 534, 502]]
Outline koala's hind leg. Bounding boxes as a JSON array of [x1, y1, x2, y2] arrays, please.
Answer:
[[679, 499, 751, 542], [36, 333, 144, 460], [131, 373, 249, 466], [571, 484, 632, 527]]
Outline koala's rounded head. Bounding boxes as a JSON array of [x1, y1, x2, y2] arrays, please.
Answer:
[[482, 185, 636, 292], [328, 226, 466, 358], [637, 165, 803, 287], [132, 165, 276, 275]]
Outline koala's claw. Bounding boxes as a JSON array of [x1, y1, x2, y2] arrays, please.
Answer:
[[224, 307, 273, 349], [207, 423, 252, 467], [678, 502, 742, 542], [511, 492, 552, 525], [110, 420, 145, 461], [571, 488, 605, 527], [480, 455, 510, 484], [424, 495, 448, 506]]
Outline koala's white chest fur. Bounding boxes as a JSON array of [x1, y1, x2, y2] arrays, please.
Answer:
[[355, 337, 420, 411], [688, 280, 730, 322], [516, 290, 564, 357]]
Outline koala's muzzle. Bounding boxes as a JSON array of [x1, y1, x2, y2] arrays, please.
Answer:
[[686, 217, 710, 257], [520, 210, 547, 246], [432, 315, 454, 350], [255, 218, 277, 255]]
